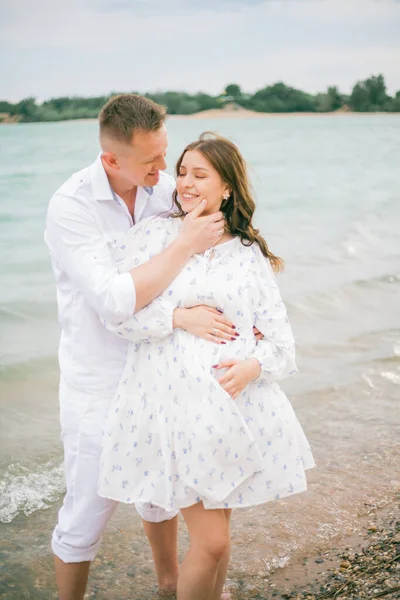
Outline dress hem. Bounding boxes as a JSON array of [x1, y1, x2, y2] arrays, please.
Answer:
[[97, 463, 315, 511]]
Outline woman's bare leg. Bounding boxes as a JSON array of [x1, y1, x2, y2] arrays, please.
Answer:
[[211, 509, 232, 600], [178, 503, 231, 600]]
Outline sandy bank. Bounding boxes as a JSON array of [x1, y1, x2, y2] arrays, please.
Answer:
[[168, 106, 399, 120]]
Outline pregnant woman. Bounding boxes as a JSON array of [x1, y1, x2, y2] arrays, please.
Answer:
[[99, 133, 314, 600]]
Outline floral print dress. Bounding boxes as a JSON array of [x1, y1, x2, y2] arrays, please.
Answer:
[[98, 216, 315, 511]]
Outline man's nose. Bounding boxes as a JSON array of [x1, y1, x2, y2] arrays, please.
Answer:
[[157, 156, 167, 171]]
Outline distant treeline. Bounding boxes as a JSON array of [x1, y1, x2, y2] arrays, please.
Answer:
[[1, 74, 399, 123]]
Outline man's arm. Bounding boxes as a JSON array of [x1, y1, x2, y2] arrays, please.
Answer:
[[46, 195, 224, 323], [131, 199, 224, 312], [46, 196, 135, 324]]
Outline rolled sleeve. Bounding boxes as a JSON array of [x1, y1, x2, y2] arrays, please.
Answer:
[[109, 271, 136, 321], [45, 193, 136, 323], [104, 297, 174, 342]]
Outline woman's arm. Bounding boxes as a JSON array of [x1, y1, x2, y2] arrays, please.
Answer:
[[215, 248, 297, 398], [250, 263, 297, 384]]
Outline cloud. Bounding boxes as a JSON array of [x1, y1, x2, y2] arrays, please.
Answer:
[[97, 0, 268, 15], [1, 0, 399, 101]]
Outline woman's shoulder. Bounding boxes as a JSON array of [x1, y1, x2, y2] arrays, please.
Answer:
[[234, 239, 276, 279], [115, 217, 180, 268], [234, 238, 266, 262], [122, 215, 179, 244], [135, 214, 179, 234]]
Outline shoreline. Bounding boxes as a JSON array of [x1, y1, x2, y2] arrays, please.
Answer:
[[168, 109, 400, 120], [1, 110, 400, 125], [232, 497, 400, 599], [1, 492, 398, 599]]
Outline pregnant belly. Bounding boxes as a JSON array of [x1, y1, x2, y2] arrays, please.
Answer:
[[173, 329, 256, 372]]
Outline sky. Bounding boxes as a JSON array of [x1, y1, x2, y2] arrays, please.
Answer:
[[1, 0, 400, 102]]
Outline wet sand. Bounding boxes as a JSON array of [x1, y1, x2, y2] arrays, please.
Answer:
[[251, 499, 400, 599], [1, 492, 398, 599]]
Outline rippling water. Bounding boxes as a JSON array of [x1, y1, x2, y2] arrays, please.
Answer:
[[0, 115, 399, 598]]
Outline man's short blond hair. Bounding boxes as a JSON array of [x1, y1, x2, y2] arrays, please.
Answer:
[[99, 94, 166, 144]]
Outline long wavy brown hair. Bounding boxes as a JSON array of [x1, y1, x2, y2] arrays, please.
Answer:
[[173, 132, 283, 272]]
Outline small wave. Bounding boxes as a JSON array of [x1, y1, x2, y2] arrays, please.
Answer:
[[0, 305, 37, 322], [381, 369, 400, 385], [0, 460, 65, 523]]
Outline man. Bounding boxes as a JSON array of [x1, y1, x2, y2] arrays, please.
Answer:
[[45, 94, 237, 600]]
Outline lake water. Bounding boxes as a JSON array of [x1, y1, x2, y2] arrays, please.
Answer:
[[0, 115, 399, 599]]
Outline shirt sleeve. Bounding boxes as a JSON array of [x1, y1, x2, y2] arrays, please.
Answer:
[[103, 296, 175, 342], [250, 249, 298, 385], [45, 193, 135, 324]]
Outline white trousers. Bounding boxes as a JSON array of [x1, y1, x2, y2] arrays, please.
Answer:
[[52, 378, 178, 563]]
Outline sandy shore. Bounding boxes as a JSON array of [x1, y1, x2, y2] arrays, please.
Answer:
[[232, 498, 400, 599], [168, 108, 400, 120], [2, 492, 398, 600]]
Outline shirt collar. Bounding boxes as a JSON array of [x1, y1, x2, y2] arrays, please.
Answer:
[[89, 154, 115, 202], [89, 154, 155, 213], [135, 184, 154, 222]]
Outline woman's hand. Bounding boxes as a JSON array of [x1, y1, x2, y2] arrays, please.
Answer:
[[214, 358, 261, 399], [173, 306, 238, 344]]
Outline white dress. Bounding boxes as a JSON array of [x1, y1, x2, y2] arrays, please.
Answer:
[[98, 216, 315, 511]]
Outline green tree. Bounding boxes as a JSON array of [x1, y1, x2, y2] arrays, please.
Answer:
[[224, 84, 242, 98], [387, 91, 400, 112], [350, 82, 369, 111], [315, 86, 343, 112], [10, 97, 38, 120], [146, 92, 201, 115], [248, 82, 315, 113], [0, 100, 15, 113], [327, 86, 342, 111], [364, 74, 387, 107], [350, 74, 387, 111]]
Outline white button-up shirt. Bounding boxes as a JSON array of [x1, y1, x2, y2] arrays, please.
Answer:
[[45, 155, 176, 395]]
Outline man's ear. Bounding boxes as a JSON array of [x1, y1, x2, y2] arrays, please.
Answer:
[[102, 152, 119, 171]]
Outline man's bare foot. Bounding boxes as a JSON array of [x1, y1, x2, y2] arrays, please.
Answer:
[[157, 587, 231, 599], [157, 577, 177, 597]]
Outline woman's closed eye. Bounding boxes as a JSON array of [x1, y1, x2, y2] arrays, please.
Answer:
[[178, 170, 206, 179]]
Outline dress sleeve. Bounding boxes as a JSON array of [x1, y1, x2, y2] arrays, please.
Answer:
[[250, 248, 298, 384], [103, 217, 176, 341]]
